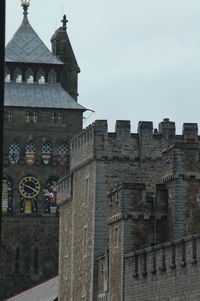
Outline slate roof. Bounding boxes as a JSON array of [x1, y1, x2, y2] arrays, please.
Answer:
[[5, 13, 63, 65], [5, 277, 58, 301], [5, 82, 86, 110]]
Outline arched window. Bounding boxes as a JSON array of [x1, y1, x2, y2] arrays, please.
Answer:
[[1, 175, 13, 214], [25, 142, 36, 165], [48, 69, 57, 84], [58, 142, 68, 166], [42, 142, 53, 165], [44, 176, 59, 214], [37, 68, 45, 84], [5, 67, 11, 83], [59, 142, 68, 155], [8, 141, 20, 164], [14, 68, 22, 83], [25, 68, 34, 84]]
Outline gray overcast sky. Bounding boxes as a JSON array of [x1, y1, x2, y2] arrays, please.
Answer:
[[6, 0, 200, 133]]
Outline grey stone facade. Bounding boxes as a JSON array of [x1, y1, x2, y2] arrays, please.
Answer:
[[1, 5, 85, 300], [57, 119, 200, 301]]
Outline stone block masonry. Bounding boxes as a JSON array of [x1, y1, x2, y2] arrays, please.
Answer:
[[124, 234, 200, 301], [58, 118, 200, 301]]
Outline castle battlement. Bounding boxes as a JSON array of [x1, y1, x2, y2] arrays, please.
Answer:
[[59, 117, 200, 301], [125, 234, 200, 276], [124, 234, 200, 300], [69, 119, 200, 172]]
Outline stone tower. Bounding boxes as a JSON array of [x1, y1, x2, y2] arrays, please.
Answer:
[[51, 15, 80, 100], [57, 118, 200, 301], [0, 2, 85, 300]]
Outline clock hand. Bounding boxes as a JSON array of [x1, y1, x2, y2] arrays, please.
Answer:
[[23, 184, 39, 193]]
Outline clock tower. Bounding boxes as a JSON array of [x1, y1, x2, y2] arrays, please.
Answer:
[[0, 2, 86, 299]]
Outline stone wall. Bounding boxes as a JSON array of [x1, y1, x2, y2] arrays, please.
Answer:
[[58, 161, 97, 301], [58, 119, 200, 301], [0, 214, 59, 300], [1, 107, 83, 300], [124, 234, 200, 301]]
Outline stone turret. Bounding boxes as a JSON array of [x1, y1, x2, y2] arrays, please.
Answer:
[[51, 15, 80, 100]]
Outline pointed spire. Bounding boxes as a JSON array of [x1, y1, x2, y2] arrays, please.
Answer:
[[21, 0, 30, 16], [61, 15, 68, 31]]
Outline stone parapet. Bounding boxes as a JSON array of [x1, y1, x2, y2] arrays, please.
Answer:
[[57, 175, 72, 206], [69, 119, 200, 173], [124, 234, 200, 301]]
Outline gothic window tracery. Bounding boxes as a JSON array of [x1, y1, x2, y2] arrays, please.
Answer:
[[25, 142, 36, 165], [59, 142, 68, 154], [58, 142, 68, 166], [37, 68, 45, 84], [8, 141, 20, 164], [41, 142, 53, 165], [1, 175, 13, 214], [48, 69, 57, 84], [44, 176, 59, 214]]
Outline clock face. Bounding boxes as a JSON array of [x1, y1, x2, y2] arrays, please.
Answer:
[[19, 176, 40, 199]]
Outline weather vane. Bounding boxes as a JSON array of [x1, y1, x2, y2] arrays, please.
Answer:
[[21, 0, 31, 14], [61, 15, 68, 29]]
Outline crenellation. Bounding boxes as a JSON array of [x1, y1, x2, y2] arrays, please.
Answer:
[[59, 119, 200, 301], [158, 118, 176, 137], [182, 123, 198, 142], [115, 120, 131, 137], [124, 234, 200, 300], [138, 121, 153, 132]]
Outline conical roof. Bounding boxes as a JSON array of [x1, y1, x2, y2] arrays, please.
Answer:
[[51, 16, 80, 71], [5, 11, 63, 65]]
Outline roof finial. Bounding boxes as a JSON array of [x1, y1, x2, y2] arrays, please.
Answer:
[[21, 0, 30, 15], [61, 15, 68, 30]]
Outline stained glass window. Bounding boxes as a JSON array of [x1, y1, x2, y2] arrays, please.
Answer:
[[25, 142, 36, 165], [58, 142, 68, 167], [8, 141, 20, 164], [26, 142, 36, 153], [41, 142, 52, 165]]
